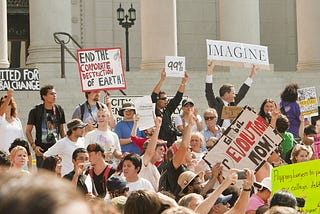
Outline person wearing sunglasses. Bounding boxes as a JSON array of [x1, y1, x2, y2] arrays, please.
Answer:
[[201, 108, 223, 152], [151, 68, 189, 147]]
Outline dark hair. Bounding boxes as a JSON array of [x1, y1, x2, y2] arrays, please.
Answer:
[[9, 138, 31, 156], [280, 83, 299, 102], [304, 125, 317, 135], [124, 190, 161, 214], [256, 205, 269, 214], [72, 148, 88, 160], [86, 143, 105, 158], [0, 151, 10, 167], [0, 96, 18, 117], [85, 92, 89, 99], [219, 84, 234, 97], [270, 190, 297, 209], [222, 185, 240, 208], [276, 114, 290, 133], [40, 84, 54, 101], [123, 153, 142, 173], [41, 156, 61, 172], [258, 98, 276, 122]]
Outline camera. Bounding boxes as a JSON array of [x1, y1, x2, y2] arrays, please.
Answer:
[[46, 133, 56, 144], [237, 170, 247, 179]]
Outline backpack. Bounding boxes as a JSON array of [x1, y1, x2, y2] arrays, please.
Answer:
[[80, 101, 105, 121], [89, 165, 112, 192]]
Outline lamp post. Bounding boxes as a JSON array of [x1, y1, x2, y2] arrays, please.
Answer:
[[117, 3, 136, 72]]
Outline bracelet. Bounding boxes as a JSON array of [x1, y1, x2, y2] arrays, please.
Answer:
[[243, 187, 252, 192]]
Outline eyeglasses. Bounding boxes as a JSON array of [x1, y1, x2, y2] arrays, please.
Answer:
[[204, 116, 216, 120]]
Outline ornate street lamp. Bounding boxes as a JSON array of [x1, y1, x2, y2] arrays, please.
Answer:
[[117, 3, 136, 72]]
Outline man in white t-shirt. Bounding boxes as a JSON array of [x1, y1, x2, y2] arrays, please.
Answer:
[[44, 118, 86, 176], [85, 108, 122, 168]]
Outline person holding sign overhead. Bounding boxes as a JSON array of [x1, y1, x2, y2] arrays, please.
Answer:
[[151, 69, 189, 147], [205, 61, 257, 129], [0, 89, 24, 154]]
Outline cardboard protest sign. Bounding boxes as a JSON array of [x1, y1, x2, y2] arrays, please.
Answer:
[[0, 68, 40, 91], [165, 56, 185, 78], [206, 40, 270, 69], [221, 106, 243, 119], [108, 96, 186, 123], [272, 160, 320, 214], [77, 47, 126, 92], [313, 134, 320, 160], [298, 87, 318, 117], [204, 106, 283, 176]]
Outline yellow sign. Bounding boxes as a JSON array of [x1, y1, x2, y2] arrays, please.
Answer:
[[272, 160, 320, 214]]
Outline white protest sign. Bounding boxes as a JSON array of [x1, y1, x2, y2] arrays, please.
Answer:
[[165, 56, 185, 78], [108, 96, 187, 123], [77, 47, 126, 92], [206, 40, 269, 68], [0, 68, 40, 91], [204, 106, 283, 176], [297, 87, 318, 117], [134, 96, 155, 130]]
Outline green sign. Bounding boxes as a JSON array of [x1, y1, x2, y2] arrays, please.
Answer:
[[272, 159, 320, 213]]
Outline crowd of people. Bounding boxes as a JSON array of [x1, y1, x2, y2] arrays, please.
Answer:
[[0, 61, 317, 214]]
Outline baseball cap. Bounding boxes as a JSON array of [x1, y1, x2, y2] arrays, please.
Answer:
[[67, 118, 87, 130], [106, 176, 128, 192], [254, 177, 272, 192], [182, 98, 194, 107], [214, 194, 233, 205]]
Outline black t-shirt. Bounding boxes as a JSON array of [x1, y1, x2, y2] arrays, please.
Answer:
[[63, 171, 89, 195], [27, 104, 66, 151], [166, 160, 187, 198], [91, 166, 116, 198]]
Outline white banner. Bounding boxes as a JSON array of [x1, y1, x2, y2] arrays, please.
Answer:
[[207, 39, 269, 67], [77, 47, 126, 91], [204, 106, 282, 176]]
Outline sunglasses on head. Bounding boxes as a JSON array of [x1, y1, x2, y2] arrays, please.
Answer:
[[204, 116, 216, 120]]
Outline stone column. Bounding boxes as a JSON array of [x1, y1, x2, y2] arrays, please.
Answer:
[[27, 0, 73, 65], [0, 0, 9, 68], [140, 0, 177, 70], [296, 0, 320, 71], [219, 0, 260, 44]]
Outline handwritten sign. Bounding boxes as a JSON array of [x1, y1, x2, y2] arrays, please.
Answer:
[[165, 56, 185, 78], [298, 87, 318, 117], [204, 106, 283, 176], [77, 47, 126, 92], [206, 40, 269, 69], [0, 68, 40, 91], [221, 106, 243, 119], [272, 160, 320, 214]]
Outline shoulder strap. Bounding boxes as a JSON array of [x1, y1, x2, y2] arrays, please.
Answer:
[[89, 168, 93, 178], [104, 165, 112, 179], [80, 102, 86, 121]]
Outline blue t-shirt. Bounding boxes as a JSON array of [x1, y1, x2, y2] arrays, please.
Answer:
[[114, 120, 146, 154]]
